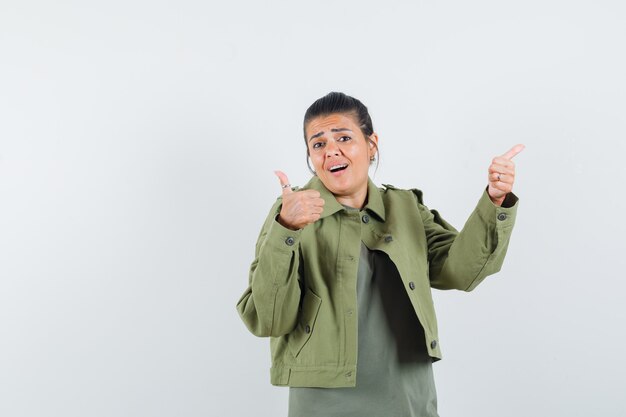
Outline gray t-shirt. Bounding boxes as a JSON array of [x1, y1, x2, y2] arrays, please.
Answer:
[[288, 240, 439, 417]]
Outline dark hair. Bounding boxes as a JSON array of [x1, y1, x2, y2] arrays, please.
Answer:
[[302, 91, 379, 174]]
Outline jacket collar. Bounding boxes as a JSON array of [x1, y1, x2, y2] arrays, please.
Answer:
[[301, 176, 386, 222]]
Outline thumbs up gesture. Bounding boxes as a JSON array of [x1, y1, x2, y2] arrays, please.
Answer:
[[487, 144, 525, 206], [274, 170, 325, 230]]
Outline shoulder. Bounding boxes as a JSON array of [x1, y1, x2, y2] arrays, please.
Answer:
[[380, 183, 425, 205]]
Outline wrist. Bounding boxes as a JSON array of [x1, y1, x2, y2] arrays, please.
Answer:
[[489, 194, 505, 207], [275, 214, 299, 231]]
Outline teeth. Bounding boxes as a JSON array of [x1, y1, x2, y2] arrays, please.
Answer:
[[330, 164, 348, 171]]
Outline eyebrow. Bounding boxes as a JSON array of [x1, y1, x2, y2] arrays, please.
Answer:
[[308, 128, 353, 142]]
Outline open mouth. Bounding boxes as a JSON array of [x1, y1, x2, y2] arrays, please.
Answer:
[[329, 163, 348, 173]]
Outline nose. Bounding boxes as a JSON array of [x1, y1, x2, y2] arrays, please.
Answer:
[[325, 141, 340, 157]]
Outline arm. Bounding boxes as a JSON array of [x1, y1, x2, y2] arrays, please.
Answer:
[[235, 198, 303, 337], [237, 171, 324, 337], [418, 188, 519, 291]]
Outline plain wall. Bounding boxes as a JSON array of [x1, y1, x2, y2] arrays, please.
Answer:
[[1, 1, 625, 416]]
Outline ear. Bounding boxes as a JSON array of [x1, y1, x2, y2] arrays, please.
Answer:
[[368, 132, 379, 158]]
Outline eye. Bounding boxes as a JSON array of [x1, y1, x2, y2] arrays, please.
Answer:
[[338, 136, 352, 142], [312, 141, 324, 149]]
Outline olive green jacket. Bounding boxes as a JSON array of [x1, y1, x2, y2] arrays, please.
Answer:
[[236, 176, 518, 388]]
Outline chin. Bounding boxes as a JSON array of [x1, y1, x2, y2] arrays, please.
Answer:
[[328, 184, 355, 197], [319, 176, 347, 191]]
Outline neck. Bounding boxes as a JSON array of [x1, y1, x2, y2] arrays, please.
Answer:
[[334, 187, 368, 209]]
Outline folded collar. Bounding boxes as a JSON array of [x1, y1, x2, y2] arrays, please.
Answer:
[[300, 176, 386, 222]]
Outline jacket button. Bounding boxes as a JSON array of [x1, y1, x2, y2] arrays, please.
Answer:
[[285, 237, 295, 246], [305, 324, 311, 333], [361, 214, 370, 224], [431, 340, 437, 349], [408, 281, 415, 290], [497, 213, 507, 221], [384, 235, 393, 243]]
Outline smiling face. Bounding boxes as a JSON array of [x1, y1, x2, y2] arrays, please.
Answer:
[[305, 113, 378, 208]]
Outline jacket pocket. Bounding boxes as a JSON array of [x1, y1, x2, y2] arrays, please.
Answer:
[[287, 288, 322, 358]]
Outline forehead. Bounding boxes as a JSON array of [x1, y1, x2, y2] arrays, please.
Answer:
[[305, 113, 359, 136]]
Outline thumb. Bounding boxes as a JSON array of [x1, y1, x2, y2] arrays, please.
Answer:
[[274, 170, 293, 195], [501, 143, 526, 160]]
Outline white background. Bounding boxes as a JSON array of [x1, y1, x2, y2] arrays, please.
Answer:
[[1, 1, 625, 416]]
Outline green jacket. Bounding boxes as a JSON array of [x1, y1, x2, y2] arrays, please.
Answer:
[[236, 176, 518, 388]]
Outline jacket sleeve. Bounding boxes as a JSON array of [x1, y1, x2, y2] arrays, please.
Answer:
[[235, 197, 303, 337], [415, 187, 519, 292]]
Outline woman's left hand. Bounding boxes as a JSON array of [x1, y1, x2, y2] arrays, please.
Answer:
[[487, 144, 525, 206]]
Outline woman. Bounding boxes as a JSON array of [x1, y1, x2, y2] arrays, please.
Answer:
[[236, 92, 523, 417]]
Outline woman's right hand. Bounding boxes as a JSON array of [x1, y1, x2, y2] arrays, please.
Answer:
[[274, 170, 325, 230]]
